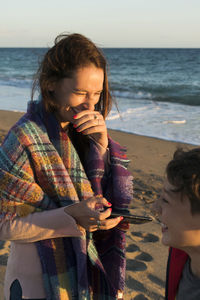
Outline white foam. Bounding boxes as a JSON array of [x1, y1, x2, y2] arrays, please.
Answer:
[[106, 98, 200, 145], [163, 120, 186, 124], [113, 90, 152, 100]]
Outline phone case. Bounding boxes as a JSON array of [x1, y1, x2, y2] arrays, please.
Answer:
[[110, 209, 152, 224]]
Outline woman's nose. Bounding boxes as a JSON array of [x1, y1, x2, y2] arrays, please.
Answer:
[[82, 95, 96, 110], [82, 101, 95, 111]]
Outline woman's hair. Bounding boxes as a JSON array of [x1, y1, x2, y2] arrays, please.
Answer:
[[31, 33, 112, 118], [166, 148, 200, 214]]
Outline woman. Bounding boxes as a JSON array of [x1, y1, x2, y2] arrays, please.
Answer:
[[0, 33, 133, 300]]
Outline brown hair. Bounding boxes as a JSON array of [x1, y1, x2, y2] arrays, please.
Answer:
[[166, 148, 200, 214], [31, 33, 112, 118]]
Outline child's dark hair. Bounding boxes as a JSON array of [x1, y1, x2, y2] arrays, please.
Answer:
[[166, 147, 200, 214]]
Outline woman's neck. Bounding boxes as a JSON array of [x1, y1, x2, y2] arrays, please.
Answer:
[[54, 111, 70, 130]]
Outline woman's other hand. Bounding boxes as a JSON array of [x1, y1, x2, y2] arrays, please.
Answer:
[[73, 110, 108, 149], [64, 197, 123, 232]]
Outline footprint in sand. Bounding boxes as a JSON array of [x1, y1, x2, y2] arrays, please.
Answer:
[[0, 241, 5, 250], [0, 241, 10, 267], [135, 252, 153, 262], [0, 241, 10, 253], [126, 259, 147, 272], [126, 276, 146, 292], [126, 244, 140, 253], [0, 253, 8, 266], [148, 273, 165, 288], [131, 231, 159, 243], [134, 295, 149, 300]]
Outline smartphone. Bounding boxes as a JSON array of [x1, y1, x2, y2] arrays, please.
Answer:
[[110, 209, 152, 224]]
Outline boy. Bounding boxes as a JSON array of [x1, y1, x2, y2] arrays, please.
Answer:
[[153, 148, 200, 300]]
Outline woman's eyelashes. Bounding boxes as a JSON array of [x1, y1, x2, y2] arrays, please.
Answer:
[[73, 91, 86, 96], [72, 90, 102, 97]]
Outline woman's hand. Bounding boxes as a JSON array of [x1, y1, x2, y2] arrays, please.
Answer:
[[73, 110, 108, 149], [64, 196, 123, 232]]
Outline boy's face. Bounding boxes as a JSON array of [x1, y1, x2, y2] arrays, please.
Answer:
[[153, 179, 200, 250]]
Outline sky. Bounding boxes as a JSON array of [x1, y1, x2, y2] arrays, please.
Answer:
[[1, 0, 200, 48]]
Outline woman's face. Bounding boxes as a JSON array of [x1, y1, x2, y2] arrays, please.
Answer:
[[50, 65, 104, 124]]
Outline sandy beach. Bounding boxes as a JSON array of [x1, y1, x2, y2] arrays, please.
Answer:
[[0, 110, 197, 300]]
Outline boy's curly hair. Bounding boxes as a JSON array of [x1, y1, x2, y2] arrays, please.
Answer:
[[166, 147, 200, 214]]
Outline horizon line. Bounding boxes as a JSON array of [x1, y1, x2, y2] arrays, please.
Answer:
[[0, 46, 200, 49]]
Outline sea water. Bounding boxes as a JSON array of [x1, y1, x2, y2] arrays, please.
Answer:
[[0, 48, 200, 145]]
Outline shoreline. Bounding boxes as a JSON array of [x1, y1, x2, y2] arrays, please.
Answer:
[[109, 128, 198, 147], [0, 108, 198, 147], [0, 110, 198, 299]]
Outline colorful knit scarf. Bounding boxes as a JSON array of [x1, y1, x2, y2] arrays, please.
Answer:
[[0, 100, 133, 299]]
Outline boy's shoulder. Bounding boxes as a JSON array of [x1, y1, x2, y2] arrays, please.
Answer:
[[176, 258, 200, 300]]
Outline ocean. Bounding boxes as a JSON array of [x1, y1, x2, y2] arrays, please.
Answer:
[[0, 48, 200, 145]]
